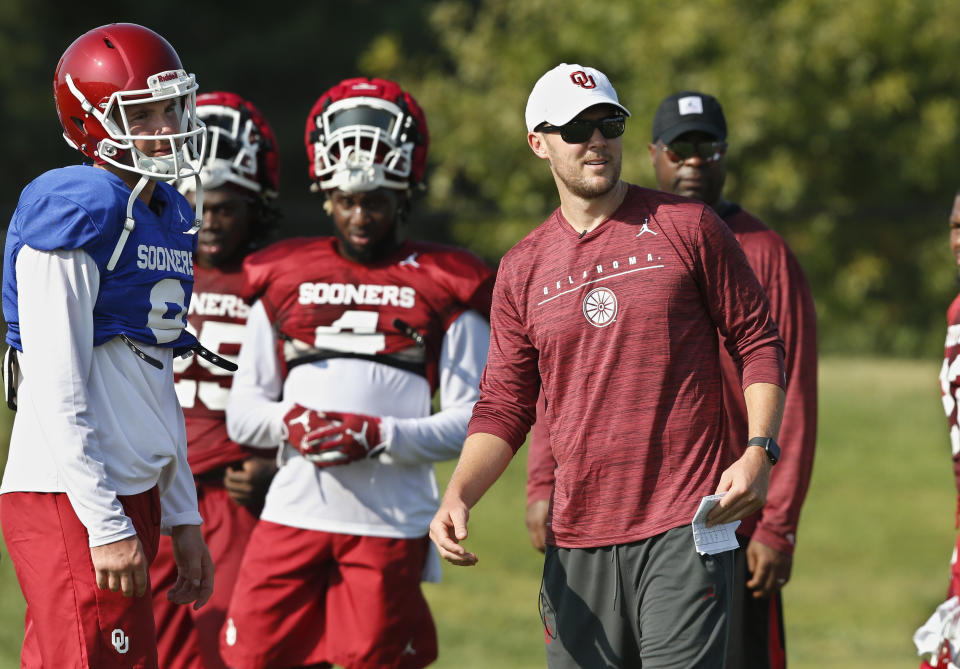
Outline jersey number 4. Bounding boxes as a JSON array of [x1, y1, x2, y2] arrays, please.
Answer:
[[314, 310, 386, 355]]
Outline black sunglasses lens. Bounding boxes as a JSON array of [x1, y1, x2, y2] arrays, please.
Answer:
[[599, 118, 625, 139], [559, 117, 625, 143], [559, 121, 593, 143], [667, 141, 696, 160]]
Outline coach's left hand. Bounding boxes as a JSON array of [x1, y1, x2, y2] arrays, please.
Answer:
[[168, 524, 214, 610], [706, 446, 771, 527], [746, 539, 792, 598]]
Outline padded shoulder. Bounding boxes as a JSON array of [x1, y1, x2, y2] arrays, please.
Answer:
[[12, 165, 127, 252]]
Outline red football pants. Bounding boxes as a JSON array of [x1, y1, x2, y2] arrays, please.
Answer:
[[1, 488, 161, 669]]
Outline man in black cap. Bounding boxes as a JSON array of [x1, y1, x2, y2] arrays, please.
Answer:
[[650, 91, 818, 668]]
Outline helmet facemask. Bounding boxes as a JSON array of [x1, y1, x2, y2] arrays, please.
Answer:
[[189, 104, 269, 195], [311, 96, 417, 193], [64, 68, 207, 182]]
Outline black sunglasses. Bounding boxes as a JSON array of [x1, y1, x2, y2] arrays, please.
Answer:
[[661, 139, 728, 163], [538, 115, 626, 144]]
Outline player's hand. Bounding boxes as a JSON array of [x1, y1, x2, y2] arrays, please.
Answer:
[[707, 446, 771, 526], [430, 497, 478, 566], [525, 498, 549, 553], [90, 535, 148, 597], [284, 405, 384, 467], [224, 456, 278, 510], [168, 524, 214, 610], [746, 538, 792, 598]]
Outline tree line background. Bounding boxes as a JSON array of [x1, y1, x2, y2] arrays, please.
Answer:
[[3, 0, 960, 357]]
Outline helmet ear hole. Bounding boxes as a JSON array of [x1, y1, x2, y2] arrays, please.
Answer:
[[71, 117, 85, 134]]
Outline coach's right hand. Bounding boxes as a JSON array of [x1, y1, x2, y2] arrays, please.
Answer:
[[90, 535, 148, 598]]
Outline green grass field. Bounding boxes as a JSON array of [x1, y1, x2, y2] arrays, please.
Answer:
[[0, 356, 955, 668]]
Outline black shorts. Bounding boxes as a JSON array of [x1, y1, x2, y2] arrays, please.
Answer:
[[540, 525, 733, 669]]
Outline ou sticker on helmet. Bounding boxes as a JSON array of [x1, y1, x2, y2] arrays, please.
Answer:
[[582, 287, 618, 327]]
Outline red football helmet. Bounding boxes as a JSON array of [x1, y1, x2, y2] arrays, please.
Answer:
[[54, 23, 206, 181], [304, 77, 429, 193], [180, 92, 279, 200]]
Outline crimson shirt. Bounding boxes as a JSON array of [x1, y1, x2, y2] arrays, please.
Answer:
[[470, 184, 785, 548], [714, 205, 816, 555], [528, 204, 817, 554]]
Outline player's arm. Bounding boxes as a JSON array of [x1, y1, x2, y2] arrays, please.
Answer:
[[287, 309, 491, 468], [708, 381, 785, 526], [16, 246, 145, 596], [380, 309, 490, 464], [430, 431, 514, 566], [225, 299, 295, 447]]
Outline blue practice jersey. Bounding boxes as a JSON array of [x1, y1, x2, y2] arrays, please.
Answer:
[[3, 165, 198, 352]]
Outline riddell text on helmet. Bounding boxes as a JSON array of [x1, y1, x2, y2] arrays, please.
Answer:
[[298, 282, 416, 309]]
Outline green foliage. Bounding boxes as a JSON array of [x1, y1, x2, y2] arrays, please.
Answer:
[[368, 0, 960, 356], [3, 1, 960, 354]]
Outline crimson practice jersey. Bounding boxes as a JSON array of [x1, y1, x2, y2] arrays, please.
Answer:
[[226, 236, 494, 542], [243, 237, 493, 393], [173, 263, 253, 475]]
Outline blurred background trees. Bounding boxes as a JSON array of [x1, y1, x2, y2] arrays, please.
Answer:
[[3, 0, 960, 356]]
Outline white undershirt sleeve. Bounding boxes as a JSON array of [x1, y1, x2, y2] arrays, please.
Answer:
[[15, 246, 135, 545], [225, 299, 295, 447], [380, 309, 490, 465]]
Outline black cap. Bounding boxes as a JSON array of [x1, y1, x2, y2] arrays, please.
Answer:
[[651, 91, 726, 144]]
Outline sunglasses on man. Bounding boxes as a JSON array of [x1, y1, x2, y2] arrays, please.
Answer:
[[660, 139, 728, 164], [537, 115, 626, 144]]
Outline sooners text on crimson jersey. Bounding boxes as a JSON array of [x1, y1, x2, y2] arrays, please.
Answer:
[[242, 236, 494, 390]]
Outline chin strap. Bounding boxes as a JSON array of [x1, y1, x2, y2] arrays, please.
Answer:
[[107, 175, 149, 271], [188, 173, 203, 233]]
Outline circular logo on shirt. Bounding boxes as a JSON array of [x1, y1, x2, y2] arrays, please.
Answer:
[[582, 287, 618, 327]]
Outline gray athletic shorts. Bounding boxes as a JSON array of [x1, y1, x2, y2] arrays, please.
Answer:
[[540, 525, 734, 669]]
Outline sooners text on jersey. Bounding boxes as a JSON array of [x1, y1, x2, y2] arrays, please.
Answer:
[[242, 237, 493, 391]]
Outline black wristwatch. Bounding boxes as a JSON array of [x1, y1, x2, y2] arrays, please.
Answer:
[[747, 436, 780, 465]]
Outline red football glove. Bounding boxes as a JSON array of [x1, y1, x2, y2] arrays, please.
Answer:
[[282, 405, 384, 468]]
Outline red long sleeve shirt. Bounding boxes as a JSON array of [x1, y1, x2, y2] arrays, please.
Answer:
[[471, 185, 785, 548], [527, 203, 817, 554]]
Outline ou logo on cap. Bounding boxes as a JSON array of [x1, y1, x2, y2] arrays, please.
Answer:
[[569, 71, 596, 89], [582, 287, 617, 327]]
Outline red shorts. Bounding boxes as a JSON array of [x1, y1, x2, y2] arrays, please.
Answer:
[[220, 520, 437, 669], [0, 488, 161, 669], [151, 480, 258, 669]]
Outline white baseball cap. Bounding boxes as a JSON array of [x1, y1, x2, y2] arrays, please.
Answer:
[[524, 63, 630, 133]]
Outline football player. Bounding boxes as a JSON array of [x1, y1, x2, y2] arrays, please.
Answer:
[[0, 23, 214, 668], [150, 92, 281, 669], [917, 192, 960, 669], [220, 77, 494, 669]]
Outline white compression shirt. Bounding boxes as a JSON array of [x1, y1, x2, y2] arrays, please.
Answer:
[[0, 247, 201, 546]]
